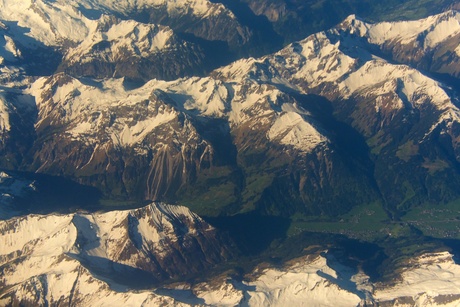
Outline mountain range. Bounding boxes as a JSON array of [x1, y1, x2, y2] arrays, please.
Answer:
[[2, 0, 460, 305]]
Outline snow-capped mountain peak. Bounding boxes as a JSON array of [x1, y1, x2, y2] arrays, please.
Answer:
[[340, 10, 460, 48], [0, 203, 233, 301], [63, 16, 176, 65], [0, 0, 94, 47]]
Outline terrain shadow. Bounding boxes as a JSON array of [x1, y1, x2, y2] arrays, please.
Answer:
[[67, 253, 158, 290], [0, 170, 102, 217], [204, 213, 291, 255]]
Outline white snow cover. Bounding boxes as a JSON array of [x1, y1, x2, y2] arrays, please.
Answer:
[[29, 75, 179, 146], [2, 8, 460, 306], [374, 252, 460, 306], [268, 111, 328, 151], [0, 0, 235, 48], [0, 92, 10, 132], [214, 22, 460, 143], [292, 32, 357, 87], [0, 203, 208, 306], [29, 72, 328, 153], [149, 77, 327, 152], [194, 281, 244, 306], [80, 0, 234, 19], [0, 32, 22, 63], [3, 35, 21, 59], [339, 60, 452, 108], [0, 0, 94, 47], [343, 10, 460, 49], [259, 30, 452, 110], [227, 251, 460, 306], [3, 205, 460, 306], [32, 12, 460, 155], [153, 76, 229, 117], [241, 254, 363, 306], [227, 81, 286, 126]]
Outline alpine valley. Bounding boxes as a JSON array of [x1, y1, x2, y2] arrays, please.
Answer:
[[3, 0, 460, 306]]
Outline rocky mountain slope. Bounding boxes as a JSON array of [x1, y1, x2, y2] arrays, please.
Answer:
[[0, 0, 250, 79], [0, 202, 235, 306], [1, 10, 458, 218], [57, 15, 206, 81], [19, 67, 374, 216], [215, 16, 460, 215], [77, 0, 252, 47], [2, 214, 460, 307], [338, 10, 460, 79], [240, 0, 458, 43]]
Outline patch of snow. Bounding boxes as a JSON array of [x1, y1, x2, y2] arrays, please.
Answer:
[[3, 35, 21, 59], [0, 214, 75, 258], [455, 45, 460, 57], [289, 33, 357, 88], [213, 57, 258, 82], [0, 171, 11, 181], [116, 110, 177, 146], [0, 93, 11, 132], [177, 77, 229, 117], [268, 111, 328, 152], [339, 60, 450, 106], [424, 14, 460, 48], [227, 81, 281, 125], [195, 281, 243, 306]]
